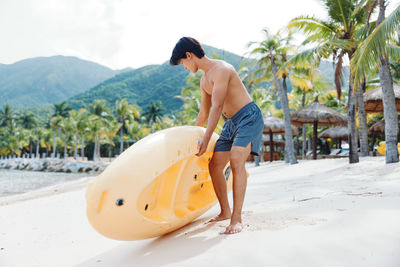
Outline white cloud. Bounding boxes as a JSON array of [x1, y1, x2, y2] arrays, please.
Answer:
[[0, 0, 398, 69]]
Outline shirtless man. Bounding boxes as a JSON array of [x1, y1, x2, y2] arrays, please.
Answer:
[[170, 37, 264, 234]]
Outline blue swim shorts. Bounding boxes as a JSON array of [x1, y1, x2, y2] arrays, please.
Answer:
[[214, 101, 264, 156]]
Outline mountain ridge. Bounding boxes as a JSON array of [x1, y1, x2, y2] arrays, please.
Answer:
[[0, 55, 129, 108]]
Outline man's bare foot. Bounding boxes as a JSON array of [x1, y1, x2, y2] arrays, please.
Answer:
[[224, 221, 243, 234], [206, 212, 231, 223]]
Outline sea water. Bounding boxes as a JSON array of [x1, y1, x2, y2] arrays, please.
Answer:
[[0, 169, 94, 197]]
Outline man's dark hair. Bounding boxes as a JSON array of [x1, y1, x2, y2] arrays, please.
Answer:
[[170, 37, 205, 66]]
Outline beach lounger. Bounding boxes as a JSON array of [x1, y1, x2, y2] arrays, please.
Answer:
[[329, 149, 341, 156]]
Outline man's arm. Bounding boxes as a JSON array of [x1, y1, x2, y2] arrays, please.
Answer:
[[195, 88, 211, 127], [196, 68, 229, 156]]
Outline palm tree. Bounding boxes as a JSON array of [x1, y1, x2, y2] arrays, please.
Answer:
[[287, 0, 377, 163], [48, 101, 71, 158], [42, 129, 53, 157], [60, 116, 76, 159], [87, 100, 113, 161], [101, 121, 121, 159], [18, 111, 37, 129], [17, 111, 37, 157], [52, 101, 72, 118], [249, 29, 297, 164], [143, 101, 165, 132], [351, 2, 400, 163], [32, 127, 45, 158], [70, 109, 89, 160], [14, 127, 29, 157], [289, 66, 333, 158], [126, 120, 149, 143], [0, 104, 16, 129], [115, 98, 134, 154], [50, 115, 63, 158]]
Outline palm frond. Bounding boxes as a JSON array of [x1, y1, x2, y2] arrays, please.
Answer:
[[284, 43, 331, 70], [328, 39, 358, 51], [351, 5, 400, 89], [388, 42, 400, 61], [288, 16, 336, 43], [355, 20, 377, 40], [352, 0, 369, 16]]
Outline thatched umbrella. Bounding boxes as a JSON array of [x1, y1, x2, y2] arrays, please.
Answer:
[[263, 115, 298, 162], [368, 119, 400, 136], [363, 84, 400, 113], [367, 119, 400, 155], [318, 126, 349, 139], [368, 120, 386, 136], [291, 97, 347, 159], [318, 126, 349, 149]]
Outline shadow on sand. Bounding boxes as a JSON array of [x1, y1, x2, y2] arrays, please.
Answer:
[[76, 217, 225, 267]]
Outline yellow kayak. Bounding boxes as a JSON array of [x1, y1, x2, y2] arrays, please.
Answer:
[[86, 126, 233, 240]]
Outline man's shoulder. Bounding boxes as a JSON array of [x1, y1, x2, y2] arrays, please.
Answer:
[[211, 61, 234, 76], [215, 59, 234, 70]]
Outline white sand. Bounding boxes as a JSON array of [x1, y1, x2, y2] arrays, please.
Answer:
[[0, 156, 399, 267]]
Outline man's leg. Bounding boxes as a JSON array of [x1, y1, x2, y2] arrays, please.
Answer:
[[225, 143, 251, 234], [208, 151, 231, 222]]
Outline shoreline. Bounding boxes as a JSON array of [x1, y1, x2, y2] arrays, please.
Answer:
[[0, 176, 93, 206]]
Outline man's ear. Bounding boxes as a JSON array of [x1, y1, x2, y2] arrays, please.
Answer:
[[185, 52, 192, 59]]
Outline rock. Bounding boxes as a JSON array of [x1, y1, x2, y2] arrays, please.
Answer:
[[0, 157, 112, 173]]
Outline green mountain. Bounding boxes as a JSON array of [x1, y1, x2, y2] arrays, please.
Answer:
[[0, 56, 129, 108], [67, 45, 245, 112]]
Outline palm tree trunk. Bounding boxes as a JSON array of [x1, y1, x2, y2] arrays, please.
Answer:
[[312, 120, 318, 160], [301, 89, 306, 160], [36, 141, 39, 158], [64, 141, 67, 159], [269, 129, 273, 162], [81, 135, 85, 160], [74, 133, 78, 160], [120, 121, 124, 155], [271, 61, 297, 164], [356, 82, 369, 157], [377, 0, 399, 163], [93, 135, 97, 162], [97, 137, 101, 161], [347, 58, 360, 163], [52, 128, 56, 158]]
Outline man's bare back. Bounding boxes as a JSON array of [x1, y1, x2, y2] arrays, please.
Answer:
[[200, 60, 252, 119]]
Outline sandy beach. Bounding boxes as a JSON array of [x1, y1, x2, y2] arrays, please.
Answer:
[[0, 156, 399, 267]]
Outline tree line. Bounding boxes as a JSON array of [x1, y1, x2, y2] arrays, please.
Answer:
[[0, 99, 172, 160]]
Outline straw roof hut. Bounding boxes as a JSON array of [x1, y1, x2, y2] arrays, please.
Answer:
[[318, 126, 349, 139], [363, 84, 400, 113], [291, 97, 347, 159], [263, 115, 298, 162], [319, 126, 349, 149], [368, 120, 385, 136], [368, 119, 400, 136], [263, 115, 299, 135], [291, 100, 347, 127]]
